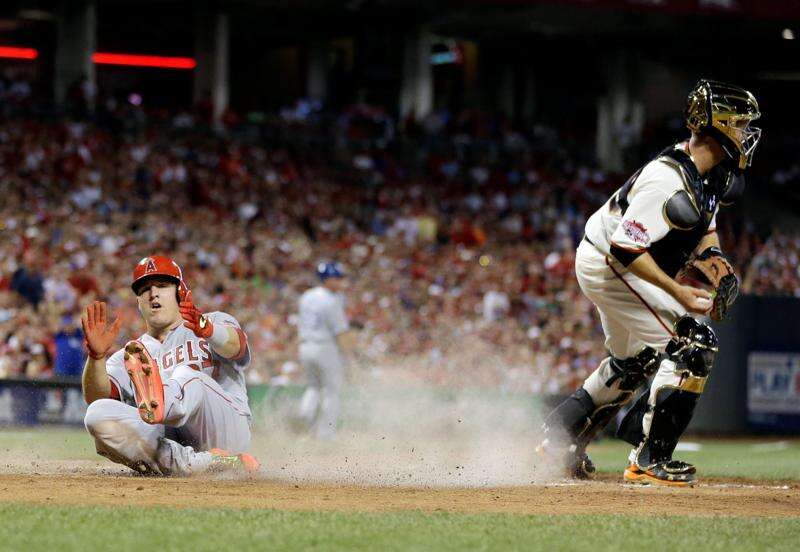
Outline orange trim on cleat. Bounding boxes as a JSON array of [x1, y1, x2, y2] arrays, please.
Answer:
[[238, 453, 261, 474], [623, 463, 694, 487], [209, 448, 261, 474], [124, 340, 165, 424]]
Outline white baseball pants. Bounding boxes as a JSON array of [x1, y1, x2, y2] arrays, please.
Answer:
[[84, 365, 252, 475], [574, 239, 692, 446]]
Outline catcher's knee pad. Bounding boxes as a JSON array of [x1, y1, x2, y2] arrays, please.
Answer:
[[666, 315, 719, 379], [605, 347, 661, 391]]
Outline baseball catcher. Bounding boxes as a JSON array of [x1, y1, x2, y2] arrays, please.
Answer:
[[536, 80, 760, 486]]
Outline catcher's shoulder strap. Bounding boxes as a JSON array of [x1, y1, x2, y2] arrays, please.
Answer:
[[657, 146, 706, 230], [658, 147, 703, 196]]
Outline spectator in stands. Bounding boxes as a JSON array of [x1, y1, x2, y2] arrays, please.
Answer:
[[52, 315, 86, 378]]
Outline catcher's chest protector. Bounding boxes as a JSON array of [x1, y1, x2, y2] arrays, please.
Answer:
[[620, 147, 725, 277]]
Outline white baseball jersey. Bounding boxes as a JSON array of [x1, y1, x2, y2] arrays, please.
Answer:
[[105, 311, 251, 417], [298, 286, 349, 345], [585, 149, 717, 267]]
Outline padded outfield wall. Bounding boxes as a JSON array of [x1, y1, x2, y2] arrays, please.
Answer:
[[692, 295, 800, 434]]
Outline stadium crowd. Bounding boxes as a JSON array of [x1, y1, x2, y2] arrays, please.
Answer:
[[0, 95, 796, 394]]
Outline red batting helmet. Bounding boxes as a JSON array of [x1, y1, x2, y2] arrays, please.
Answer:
[[131, 255, 189, 301]]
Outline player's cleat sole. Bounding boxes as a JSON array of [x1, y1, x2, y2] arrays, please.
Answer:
[[623, 463, 695, 487], [209, 448, 261, 475], [124, 340, 165, 425]]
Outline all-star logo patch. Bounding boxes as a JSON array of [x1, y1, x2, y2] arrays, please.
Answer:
[[622, 219, 650, 246]]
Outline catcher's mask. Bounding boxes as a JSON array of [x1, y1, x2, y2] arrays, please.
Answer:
[[685, 79, 761, 170], [667, 316, 719, 377]]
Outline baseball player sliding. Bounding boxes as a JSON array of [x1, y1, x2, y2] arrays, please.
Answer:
[[296, 262, 355, 439], [81, 255, 259, 475], [537, 80, 760, 486]]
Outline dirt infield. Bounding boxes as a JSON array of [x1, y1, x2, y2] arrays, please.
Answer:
[[1, 472, 797, 518]]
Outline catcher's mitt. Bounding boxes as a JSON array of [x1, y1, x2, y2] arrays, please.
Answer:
[[679, 246, 738, 321]]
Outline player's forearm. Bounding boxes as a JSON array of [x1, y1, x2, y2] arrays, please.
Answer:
[[82, 358, 111, 404], [695, 231, 720, 253], [627, 252, 681, 298], [207, 325, 247, 359]]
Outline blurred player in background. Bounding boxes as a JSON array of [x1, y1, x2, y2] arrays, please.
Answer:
[[537, 80, 760, 486], [297, 262, 356, 439], [81, 255, 259, 475]]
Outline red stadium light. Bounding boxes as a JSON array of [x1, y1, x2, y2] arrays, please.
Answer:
[[92, 52, 196, 70], [0, 47, 39, 60]]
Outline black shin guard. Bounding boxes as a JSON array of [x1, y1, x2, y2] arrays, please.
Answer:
[[544, 388, 596, 441], [544, 388, 626, 450], [544, 348, 660, 449], [540, 388, 603, 477], [631, 316, 718, 469], [617, 390, 649, 447], [633, 388, 701, 468]]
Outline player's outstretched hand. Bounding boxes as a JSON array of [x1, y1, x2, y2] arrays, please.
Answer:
[[179, 291, 214, 339], [82, 301, 122, 360], [674, 285, 713, 316]]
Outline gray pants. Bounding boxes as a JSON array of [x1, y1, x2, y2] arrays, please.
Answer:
[[83, 365, 252, 475], [298, 341, 343, 439]]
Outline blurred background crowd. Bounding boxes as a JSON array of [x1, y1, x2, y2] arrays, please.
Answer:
[[0, 83, 795, 394]]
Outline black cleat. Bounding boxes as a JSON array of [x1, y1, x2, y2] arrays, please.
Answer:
[[624, 460, 696, 487]]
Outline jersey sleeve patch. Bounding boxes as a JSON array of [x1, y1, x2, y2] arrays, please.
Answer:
[[621, 220, 650, 247]]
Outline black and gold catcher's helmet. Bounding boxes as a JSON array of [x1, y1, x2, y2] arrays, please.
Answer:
[[685, 79, 761, 170]]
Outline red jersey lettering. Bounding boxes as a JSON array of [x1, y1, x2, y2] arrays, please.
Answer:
[[186, 341, 199, 362]]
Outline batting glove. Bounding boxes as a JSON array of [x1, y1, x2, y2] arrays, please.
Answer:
[[179, 291, 214, 339]]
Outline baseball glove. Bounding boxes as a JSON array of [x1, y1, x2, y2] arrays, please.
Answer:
[[679, 246, 738, 321]]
